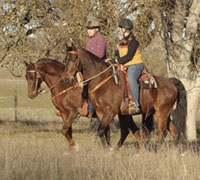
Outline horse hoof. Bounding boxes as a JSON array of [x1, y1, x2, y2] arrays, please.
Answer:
[[69, 144, 79, 152], [109, 147, 114, 152]]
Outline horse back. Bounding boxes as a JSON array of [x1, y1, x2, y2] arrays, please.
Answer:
[[151, 76, 177, 110], [140, 76, 178, 114]]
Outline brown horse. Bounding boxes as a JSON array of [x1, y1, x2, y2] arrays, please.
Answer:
[[63, 47, 187, 146], [25, 55, 142, 150], [25, 58, 84, 150]]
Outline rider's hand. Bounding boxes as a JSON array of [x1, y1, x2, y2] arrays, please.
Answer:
[[110, 58, 117, 64], [105, 58, 118, 64], [105, 58, 111, 63]]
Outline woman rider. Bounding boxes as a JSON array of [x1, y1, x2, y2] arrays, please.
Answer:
[[109, 18, 144, 114]]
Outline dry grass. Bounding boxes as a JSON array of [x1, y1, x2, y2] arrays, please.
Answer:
[[0, 121, 200, 180]]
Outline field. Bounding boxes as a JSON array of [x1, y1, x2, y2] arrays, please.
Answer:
[[1, 68, 200, 180], [0, 121, 200, 180]]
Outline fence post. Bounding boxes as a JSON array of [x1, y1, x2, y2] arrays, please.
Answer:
[[14, 90, 18, 122]]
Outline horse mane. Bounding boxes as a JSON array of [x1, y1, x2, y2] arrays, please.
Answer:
[[35, 58, 65, 75], [79, 49, 109, 69]]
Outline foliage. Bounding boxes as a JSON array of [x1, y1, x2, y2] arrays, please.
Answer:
[[0, 0, 199, 76]]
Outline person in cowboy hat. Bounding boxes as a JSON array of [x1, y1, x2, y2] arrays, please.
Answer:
[[82, 19, 107, 126]]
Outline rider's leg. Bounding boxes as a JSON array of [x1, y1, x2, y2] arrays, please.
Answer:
[[127, 63, 144, 109], [79, 85, 89, 116]]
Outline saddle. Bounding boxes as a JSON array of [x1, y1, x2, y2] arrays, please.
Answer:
[[116, 64, 157, 115]]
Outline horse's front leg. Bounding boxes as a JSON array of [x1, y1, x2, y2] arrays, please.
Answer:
[[61, 110, 78, 151], [98, 111, 115, 148]]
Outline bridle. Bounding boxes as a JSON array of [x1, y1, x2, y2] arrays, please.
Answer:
[[27, 69, 79, 99], [27, 70, 46, 96]]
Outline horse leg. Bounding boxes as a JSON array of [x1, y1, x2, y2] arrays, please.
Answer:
[[104, 125, 111, 146], [127, 116, 144, 149], [142, 113, 154, 139], [116, 114, 130, 149], [117, 113, 143, 149], [155, 111, 168, 144], [167, 117, 177, 141], [62, 111, 77, 150], [98, 112, 115, 148]]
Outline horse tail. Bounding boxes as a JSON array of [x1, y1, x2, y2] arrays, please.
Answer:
[[170, 78, 187, 141]]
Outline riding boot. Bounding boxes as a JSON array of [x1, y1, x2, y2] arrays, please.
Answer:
[[79, 99, 88, 116], [133, 130, 144, 149], [129, 101, 140, 115]]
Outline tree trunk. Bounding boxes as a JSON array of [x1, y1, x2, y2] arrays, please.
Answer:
[[167, 0, 200, 140], [180, 76, 200, 140]]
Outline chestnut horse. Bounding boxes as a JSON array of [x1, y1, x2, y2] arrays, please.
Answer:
[[25, 57, 143, 150], [63, 47, 187, 146], [25, 59, 84, 150]]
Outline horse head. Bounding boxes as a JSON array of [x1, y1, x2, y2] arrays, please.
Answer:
[[24, 61, 43, 99], [63, 45, 81, 84]]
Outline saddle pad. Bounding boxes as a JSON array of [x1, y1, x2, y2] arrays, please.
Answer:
[[140, 76, 157, 89]]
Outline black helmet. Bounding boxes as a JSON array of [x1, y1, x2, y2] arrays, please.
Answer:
[[118, 18, 133, 30]]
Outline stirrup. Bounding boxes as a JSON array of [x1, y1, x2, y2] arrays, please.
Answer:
[[129, 103, 140, 115]]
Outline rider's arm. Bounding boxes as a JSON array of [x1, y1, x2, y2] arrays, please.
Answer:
[[116, 37, 139, 65]]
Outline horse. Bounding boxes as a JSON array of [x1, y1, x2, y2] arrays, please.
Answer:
[[63, 47, 187, 147], [24, 54, 143, 150], [24, 58, 84, 150]]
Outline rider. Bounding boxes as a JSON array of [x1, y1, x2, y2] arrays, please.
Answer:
[[82, 19, 107, 118], [109, 18, 144, 114], [85, 19, 107, 60]]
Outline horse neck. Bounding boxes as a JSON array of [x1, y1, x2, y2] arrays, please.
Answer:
[[81, 53, 110, 82], [80, 55, 111, 89], [36, 64, 63, 89]]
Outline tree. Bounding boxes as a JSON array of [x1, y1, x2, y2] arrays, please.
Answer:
[[133, 0, 200, 140], [0, 0, 127, 75]]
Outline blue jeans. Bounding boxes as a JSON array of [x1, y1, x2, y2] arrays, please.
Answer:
[[88, 100, 95, 114], [127, 63, 144, 108]]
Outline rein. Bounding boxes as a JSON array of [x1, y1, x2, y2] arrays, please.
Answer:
[[82, 64, 113, 85], [89, 75, 113, 94], [67, 50, 115, 93], [52, 85, 78, 101], [27, 70, 77, 99]]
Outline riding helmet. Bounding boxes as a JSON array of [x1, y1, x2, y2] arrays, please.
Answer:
[[118, 18, 133, 30], [86, 20, 101, 29]]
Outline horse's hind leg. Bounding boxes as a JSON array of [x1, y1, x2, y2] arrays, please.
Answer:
[[155, 111, 168, 144], [167, 117, 177, 141]]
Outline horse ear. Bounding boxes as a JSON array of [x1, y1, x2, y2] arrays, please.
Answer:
[[71, 43, 76, 50], [24, 61, 29, 67]]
